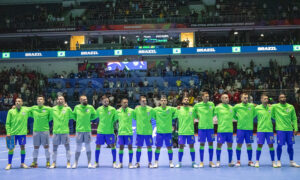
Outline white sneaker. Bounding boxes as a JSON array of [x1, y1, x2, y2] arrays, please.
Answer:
[[50, 163, 56, 169], [72, 163, 78, 169], [88, 163, 95, 169], [93, 163, 99, 168], [290, 161, 300, 168], [128, 163, 135, 169], [272, 161, 277, 168], [118, 163, 123, 168], [192, 162, 198, 168], [67, 162, 71, 169], [277, 161, 282, 168], [216, 161, 220, 168], [255, 161, 259, 168], [248, 161, 255, 167], [153, 161, 158, 168], [135, 163, 140, 168], [209, 162, 216, 168], [113, 162, 119, 168], [235, 161, 241, 167], [175, 163, 182, 168], [148, 163, 153, 168], [199, 162, 204, 168], [169, 162, 175, 168]]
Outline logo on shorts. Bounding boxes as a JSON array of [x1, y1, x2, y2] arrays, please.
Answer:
[[150, 139, 152, 143]]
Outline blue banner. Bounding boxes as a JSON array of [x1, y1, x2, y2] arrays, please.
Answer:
[[1, 45, 299, 60]]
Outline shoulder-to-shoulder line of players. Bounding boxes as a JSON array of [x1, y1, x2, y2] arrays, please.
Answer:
[[4, 92, 300, 170]]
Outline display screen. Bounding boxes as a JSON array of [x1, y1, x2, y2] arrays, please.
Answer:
[[107, 61, 147, 71]]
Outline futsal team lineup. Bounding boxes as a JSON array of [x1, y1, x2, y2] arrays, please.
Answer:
[[4, 92, 299, 170]]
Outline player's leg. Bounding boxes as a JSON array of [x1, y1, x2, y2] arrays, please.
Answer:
[[50, 134, 59, 168], [276, 131, 284, 167], [154, 133, 163, 168], [154, 146, 161, 168], [189, 143, 197, 168], [73, 132, 82, 168], [63, 134, 71, 168], [31, 132, 40, 168], [198, 129, 206, 167], [176, 135, 185, 168], [216, 143, 222, 168], [246, 143, 254, 166], [6, 136, 14, 170], [206, 129, 215, 168], [235, 130, 243, 166], [165, 133, 174, 168], [255, 144, 263, 167], [110, 142, 118, 168], [246, 131, 254, 166], [268, 143, 277, 168], [84, 133, 93, 168], [128, 144, 135, 168], [146, 135, 153, 168], [20, 136, 29, 168], [135, 135, 143, 168], [43, 132, 51, 168], [119, 144, 125, 168], [94, 134, 103, 167], [227, 142, 234, 167], [287, 131, 300, 168]]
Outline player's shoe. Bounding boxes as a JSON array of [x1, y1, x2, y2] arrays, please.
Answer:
[[199, 162, 204, 168], [118, 163, 123, 168], [228, 161, 235, 167], [216, 161, 220, 168], [66, 162, 71, 169], [5, 164, 12, 170], [290, 161, 300, 168], [255, 161, 259, 168], [30, 162, 38, 168], [46, 161, 50, 168], [235, 161, 241, 167], [272, 161, 277, 168], [192, 162, 198, 168], [153, 161, 159, 168], [175, 162, 182, 168], [113, 162, 119, 168], [128, 163, 135, 169], [277, 161, 282, 168], [72, 162, 78, 169], [93, 162, 99, 168], [88, 163, 94, 169], [169, 161, 175, 168], [148, 163, 153, 168], [248, 161, 255, 167], [135, 163, 140, 168], [20, 163, 30, 169], [209, 162, 216, 168], [50, 162, 56, 169]]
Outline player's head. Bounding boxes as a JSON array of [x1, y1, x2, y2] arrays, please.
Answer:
[[80, 95, 88, 106], [278, 93, 286, 104], [221, 93, 229, 104], [182, 96, 189, 106], [201, 91, 209, 103], [121, 98, 128, 109], [160, 95, 168, 107], [57, 95, 65, 106], [102, 96, 109, 107], [139, 95, 147, 106], [241, 93, 249, 104], [260, 94, 268, 105], [15, 98, 23, 108], [37, 95, 45, 106]]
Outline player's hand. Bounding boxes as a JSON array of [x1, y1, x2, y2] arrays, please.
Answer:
[[294, 131, 298, 136]]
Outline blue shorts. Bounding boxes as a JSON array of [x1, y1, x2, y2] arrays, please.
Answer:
[[155, 133, 172, 147], [217, 133, 233, 144], [178, 135, 195, 145], [136, 135, 153, 147], [277, 131, 295, 145], [257, 132, 275, 144], [15, 135, 26, 145], [118, 135, 133, 145], [236, 130, 253, 144], [96, 134, 115, 145], [198, 129, 215, 143]]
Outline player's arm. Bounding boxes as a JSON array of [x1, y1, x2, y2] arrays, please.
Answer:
[[90, 106, 98, 121], [72, 106, 77, 121], [68, 107, 75, 120], [271, 104, 276, 120], [232, 105, 238, 120], [5, 110, 12, 136], [291, 106, 298, 135]]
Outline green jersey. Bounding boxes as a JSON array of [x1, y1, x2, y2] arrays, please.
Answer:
[[96, 105, 117, 134], [73, 104, 97, 132], [193, 101, 215, 129], [51, 105, 73, 134], [255, 104, 273, 132], [30, 105, 52, 132], [153, 106, 176, 134], [214, 104, 234, 133], [174, 106, 196, 135], [6, 107, 31, 135], [271, 103, 298, 131], [116, 107, 135, 135], [134, 106, 154, 135], [233, 103, 255, 130]]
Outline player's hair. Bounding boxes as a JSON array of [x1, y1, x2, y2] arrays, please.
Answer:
[[80, 95, 87, 99], [278, 93, 286, 97], [160, 95, 167, 100], [121, 98, 128, 102], [16, 97, 23, 101], [201, 91, 209, 97], [221, 93, 228, 98], [37, 95, 44, 99], [261, 93, 268, 98], [140, 95, 147, 101], [240, 92, 248, 97], [57, 95, 64, 99], [101, 95, 109, 101]]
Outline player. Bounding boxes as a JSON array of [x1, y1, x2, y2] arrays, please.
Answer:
[[72, 95, 97, 168], [175, 96, 198, 168], [50, 95, 74, 168], [94, 96, 118, 168], [29, 96, 52, 168], [134, 95, 154, 168], [254, 94, 277, 168], [233, 93, 256, 167], [271, 93, 300, 168], [193, 92, 216, 168], [152, 95, 176, 168], [5, 98, 31, 170], [214, 93, 235, 168], [116, 98, 135, 168]]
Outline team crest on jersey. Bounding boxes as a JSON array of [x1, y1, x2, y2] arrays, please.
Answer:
[[189, 112, 192, 115], [22, 112, 26, 115], [209, 106, 212, 109], [42, 109, 46, 112], [62, 110, 66, 114], [286, 109, 289, 112], [108, 111, 111, 115], [86, 109, 90, 112], [268, 110, 271, 113], [166, 110, 169, 114], [248, 107, 251, 111], [128, 113, 131, 116]]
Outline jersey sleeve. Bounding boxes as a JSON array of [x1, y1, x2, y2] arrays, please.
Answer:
[[151, 108, 157, 120], [49, 107, 53, 121], [291, 106, 298, 131], [72, 106, 77, 121], [68, 107, 75, 120], [173, 108, 179, 119], [90, 106, 97, 121], [5, 110, 12, 135], [233, 105, 238, 120], [192, 106, 198, 119], [271, 105, 276, 120], [113, 108, 118, 122]]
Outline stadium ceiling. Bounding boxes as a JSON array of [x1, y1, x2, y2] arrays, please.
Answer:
[[0, 25, 300, 38]]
